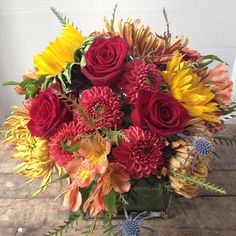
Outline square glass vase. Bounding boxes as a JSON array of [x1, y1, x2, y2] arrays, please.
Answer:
[[118, 178, 172, 219]]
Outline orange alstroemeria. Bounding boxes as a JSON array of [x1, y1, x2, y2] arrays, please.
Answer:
[[203, 63, 233, 106], [62, 184, 82, 212], [65, 159, 96, 187], [78, 136, 111, 174], [60, 159, 97, 212], [83, 163, 131, 217]]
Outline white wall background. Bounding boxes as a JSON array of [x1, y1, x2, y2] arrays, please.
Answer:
[[0, 0, 236, 124]]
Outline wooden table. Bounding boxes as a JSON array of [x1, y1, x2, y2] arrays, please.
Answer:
[[0, 125, 236, 236]]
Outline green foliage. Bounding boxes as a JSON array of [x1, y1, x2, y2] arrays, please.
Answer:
[[103, 212, 119, 236], [110, 4, 118, 32], [172, 194, 187, 216], [219, 101, 236, 120], [43, 211, 80, 236], [196, 54, 226, 68], [105, 190, 117, 218], [215, 136, 236, 146], [53, 90, 94, 127], [0, 76, 46, 98], [43, 76, 56, 89], [0, 81, 19, 86], [30, 173, 69, 197], [61, 141, 81, 152], [118, 193, 129, 207], [163, 7, 171, 40], [170, 169, 226, 194], [81, 219, 97, 236], [51, 7, 77, 28], [56, 63, 81, 93], [75, 34, 102, 67], [126, 177, 172, 212], [100, 128, 129, 145]]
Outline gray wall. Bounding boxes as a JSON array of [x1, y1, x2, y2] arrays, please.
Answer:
[[0, 0, 236, 123]]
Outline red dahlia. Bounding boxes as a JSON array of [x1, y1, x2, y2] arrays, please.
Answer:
[[49, 121, 84, 166], [75, 86, 123, 129], [112, 126, 164, 179], [117, 60, 162, 104]]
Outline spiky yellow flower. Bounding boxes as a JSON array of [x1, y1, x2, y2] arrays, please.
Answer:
[[34, 24, 84, 76], [162, 55, 218, 122], [4, 106, 56, 195]]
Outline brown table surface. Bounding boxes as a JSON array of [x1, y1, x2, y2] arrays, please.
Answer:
[[0, 125, 236, 236]]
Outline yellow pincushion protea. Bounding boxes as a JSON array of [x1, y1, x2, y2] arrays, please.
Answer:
[[4, 105, 56, 195], [34, 24, 84, 76], [168, 139, 210, 199], [162, 55, 218, 122]]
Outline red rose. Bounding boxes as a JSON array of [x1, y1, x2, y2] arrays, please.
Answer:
[[27, 88, 72, 137], [131, 90, 189, 137], [82, 36, 129, 87]]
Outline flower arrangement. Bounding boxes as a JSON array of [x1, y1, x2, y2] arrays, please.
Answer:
[[1, 5, 236, 236]]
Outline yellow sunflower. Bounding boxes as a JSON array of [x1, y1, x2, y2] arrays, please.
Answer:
[[162, 55, 218, 122], [4, 105, 58, 195], [34, 24, 84, 76]]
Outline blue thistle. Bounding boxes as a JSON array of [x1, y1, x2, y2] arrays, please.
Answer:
[[122, 218, 141, 236], [177, 125, 219, 171], [193, 137, 212, 156], [104, 212, 159, 236]]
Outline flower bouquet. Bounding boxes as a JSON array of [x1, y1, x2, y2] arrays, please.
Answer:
[[1, 5, 236, 236]]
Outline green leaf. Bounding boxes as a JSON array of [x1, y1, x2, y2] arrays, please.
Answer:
[[30, 173, 69, 197], [100, 128, 129, 145], [219, 101, 236, 120], [0, 81, 19, 86], [43, 211, 80, 236], [75, 34, 103, 67], [43, 76, 56, 88], [125, 177, 172, 212], [215, 136, 236, 146], [19, 78, 35, 87], [197, 54, 227, 68], [172, 194, 187, 216], [105, 190, 117, 218], [53, 90, 94, 127], [170, 169, 226, 194], [201, 54, 225, 63], [56, 63, 81, 93], [61, 141, 81, 152]]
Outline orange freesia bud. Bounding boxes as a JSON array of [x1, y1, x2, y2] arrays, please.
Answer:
[[14, 85, 26, 95], [22, 68, 40, 80]]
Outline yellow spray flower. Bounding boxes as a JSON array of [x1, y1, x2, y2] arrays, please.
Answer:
[[4, 106, 56, 195], [162, 55, 218, 122], [34, 24, 84, 76]]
